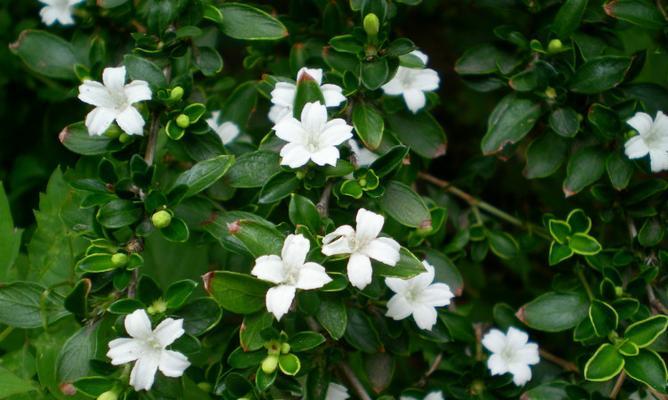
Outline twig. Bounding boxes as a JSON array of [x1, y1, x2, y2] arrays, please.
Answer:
[[576, 267, 594, 301], [316, 183, 333, 218], [647, 284, 668, 315], [338, 362, 372, 400], [416, 353, 443, 387], [417, 172, 550, 240], [144, 113, 160, 165], [657, 0, 668, 20], [610, 371, 626, 399], [649, 387, 668, 400], [0, 326, 13, 343], [539, 349, 579, 373]]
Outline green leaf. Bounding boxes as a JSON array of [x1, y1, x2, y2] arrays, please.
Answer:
[[563, 146, 606, 197], [552, 0, 588, 39], [549, 241, 574, 266], [519, 291, 589, 332], [0, 182, 22, 281], [0, 282, 69, 328], [76, 253, 116, 273], [180, 298, 222, 336], [369, 145, 409, 178], [316, 295, 347, 340], [566, 209, 591, 233], [624, 315, 668, 348], [228, 219, 285, 258], [195, 46, 223, 77], [549, 107, 580, 138], [624, 349, 668, 393], [589, 300, 618, 337], [380, 180, 431, 228], [549, 220, 571, 244], [584, 344, 625, 381], [165, 279, 197, 309], [172, 155, 235, 200], [569, 56, 632, 94], [289, 332, 326, 352], [228, 347, 265, 369], [220, 81, 259, 127], [60, 122, 124, 155], [618, 339, 640, 356], [204, 271, 271, 314], [637, 218, 664, 247], [226, 151, 280, 188], [386, 111, 447, 158], [124, 54, 167, 89], [568, 233, 602, 255], [524, 132, 568, 179], [0, 366, 37, 397], [160, 217, 190, 243], [374, 247, 427, 278], [240, 312, 274, 351], [487, 230, 519, 260], [481, 94, 542, 155], [521, 381, 569, 400], [73, 377, 114, 398], [97, 199, 143, 229], [10, 30, 79, 80], [361, 59, 389, 90], [219, 3, 288, 40], [344, 308, 381, 353], [353, 104, 384, 150], [278, 354, 301, 376], [454, 44, 521, 75], [606, 152, 634, 191], [289, 194, 321, 233], [259, 172, 301, 204], [57, 325, 97, 386], [423, 249, 464, 295], [293, 73, 326, 117], [255, 365, 277, 392], [604, 0, 666, 30]]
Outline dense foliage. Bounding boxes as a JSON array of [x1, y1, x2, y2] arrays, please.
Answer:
[[1, 0, 668, 399]]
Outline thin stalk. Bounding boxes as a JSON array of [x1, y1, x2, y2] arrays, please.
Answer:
[[0, 326, 14, 343], [539, 349, 579, 373], [610, 371, 626, 399], [339, 362, 372, 400], [144, 113, 160, 165], [576, 267, 594, 301]]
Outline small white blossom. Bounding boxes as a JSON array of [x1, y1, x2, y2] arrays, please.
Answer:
[[624, 111, 668, 172], [269, 67, 346, 123], [106, 309, 190, 391], [348, 139, 379, 167], [482, 327, 540, 386], [273, 101, 353, 168], [252, 234, 332, 320], [39, 0, 83, 26], [382, 50, 440, 114], [321, 208, 400, 290], [206, 111, 240, 145], [78, 66, 152, 136], [325, 382, 350, 400], [400, 391, 445, 400], [385, 261, 454, 330]]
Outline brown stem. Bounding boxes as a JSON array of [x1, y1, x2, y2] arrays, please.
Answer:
[[647, 284, 668, 315], [338, 362, 372, 400], [317, 183, 333, 218], [610, 371, 626, 399], [416, 353, 443, 387], [539, 349, 579, 373], [144, 113, 160, 165]]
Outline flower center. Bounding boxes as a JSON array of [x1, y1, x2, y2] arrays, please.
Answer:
[[108, 89, 129, 111], [145, 335, 163, 350]]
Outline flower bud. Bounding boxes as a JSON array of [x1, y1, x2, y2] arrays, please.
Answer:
[[363, 13, 380, 36], [280, 342, 291, 354], [547, 39, 563, 54], [261, 355, 279, 374], [118, 133, 131, 143], [197, 382, 212, 392], [151, 210, 172, 229], [104, 124, 122, 139], [147, 298, 167, 315], [176, 114, 190, 129], [97, 391, 118, 400], [544, 86, 557, 99], [614, 286, 623, 297], [111, 252, 128, 267], [170, 86, 184, 101]]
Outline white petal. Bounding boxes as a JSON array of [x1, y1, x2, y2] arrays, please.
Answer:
[[385, 294, 413, 320], [85, 107, 117, 136], [381, 75, 405, 96], [252, 255, 286, 284], [78, 81, 114, 108], [412, 69, 440, 91], [424, 392, 444, 400], [320, 119, 353, 147], [107, 338, 147, 365], [321, 225, 355, 256], [325, 382, 350, 400], [506, 327, 529, 348], [487, 353, 509, 375], [411, 261, 436, 289], [153, 318, 185, 347], [362, 237, 400, 266], [653, 111, 668, 136], [129, 352, 160, 391], [300, 102, 328, 134], [296, 262, 332, 290], [217, 121, 240, 144], [347, 253, 373, 289], [649, 149, 668, 172], [116, 106, 146, 136], [403, 89, 427, 113], [39, 7, 60, 25], [411, 50, 429, 64], [412, 304, 438, 330], [274, 117, 308, 144], [125, 309, 153, 339], [384, 277, 409, 294], [270, 82, 296, 107], [419, 283, 454, 307], [310, 146, 340, 166], [348, 139, 378, 166], [516, 343, 540, 365], [124, 80, 152, 104], [508, 362, 533, 386], [298, 67, 323, 85], [269, 104, 292, 123], [624, 136, 649, 159], [482, 329, 507, 353], [266, 284, 296, 320], [321, 84, 346, 107], [281, 234, 310, 269], [626, 112, 654, 136], [355, 208, 384, 243], [158, 350, 190, 377], [103, 66, 127, 91], [280, 142, 311, 168]]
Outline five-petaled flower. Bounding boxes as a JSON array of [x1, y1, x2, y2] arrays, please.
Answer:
[[385, 260, 455, 330], [325, 382, 350, 400], [382, 50, 440, 114], [624, 111, 668, 172], [39, 0, 83, 26], [269, 67, 346, 123], [106, 309, 190, 391], [78, 66, 152, 136], [482, 327, 540, 386], [273, 101, 353, 168], [206, 111, 240, 145], [252, 234, 332, 320], [321, 208, 400, 290]]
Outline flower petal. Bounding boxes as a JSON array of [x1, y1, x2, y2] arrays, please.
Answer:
[[362, 237, 400, 266], [269, 104, 292, 123], [78, 81, 114, 108], [85, 107, 117, 136], [266, 284, 296, 320], [310, 146, 340, 166], [653, 111, 668, 136], [325, 382, 350, 400], [158, 349, 191, 377], [487, 353, 509, 375], [411, 50, 429, 64], [280, 142, 311, 168], [102, 66, 127, 91], [153, 318, 185, 347], [300, 102, 328, 134], [419, 283, 454, 307], [321, 225, 355, 256], [516, 343, 540, 365], [412, 69, 440, 91], [412, 304, 438, 330], [626, 112, 654, 136], [270, 82, 296, 107], [403, 89, 427, 113], [252, 255, 286, 284], [506, 327, 529, 348], [281, 234, 310, 269], [385, 294, 412, 320], [347, 253, 373, 289], [124, 80, 152, 104], [424, 392, 444, 400], [116, 106, 145, 136], [508, 362, 533, 386], [382, 70, 407, 95], [296, 262, 331, 290], [624, 136, 649, 159], [217, 121, 240, 144], [320, 119, 353, 147], [649, 149, 668, 172], [385, 277, 409, 294], [355, 208, 384, 243], [298, 67, 323, 85], [107, 338, 148, 365], [124, 309, 153, 339], [482, 329, 506, 353], [274, 117, 308, 144], [321, 84, 346, 107], [129, 351, 160, 391]]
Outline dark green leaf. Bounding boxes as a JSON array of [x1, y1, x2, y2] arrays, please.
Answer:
[[380, 181, 431, 228], [11, 30, 78, 80], [481, 94, 541, 155], [204, 271, 271, 314], [219, 3, 288, 40], [519, 291, 589, 332], [569, 56, 632, 94]]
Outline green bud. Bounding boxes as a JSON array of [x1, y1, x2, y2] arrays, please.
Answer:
[[151, 210, 172, 229], [118, 133, 131, 143], [147, 298, 167, 315], [111, 253, 128, 267], [97, 391, 118, 400], [170, 86, 184, 101], [295, 170, 306, 180], [416, 220, 434, 237], [358, 178, 367, 187], [470, 380, 485, 395], [197, 382, 212, 393], [176, 114, 190, 129], [280, 342, 291, 354], [261, 355, 279, 374], [363, 13, 380, 37], [547, 39, 563, 54], [624, 129, 637, 140], [544, 86, 557, 99], [614, 286, 624, 297], [265, 340, 281, 356], [104, 124, 122, 139]]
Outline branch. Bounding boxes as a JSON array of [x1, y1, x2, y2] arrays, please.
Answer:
[[647, 284, 668, 315], [338, 362, 372, 400], [539, 349, 579, 373], [316, 183, 333, 218], [610, 371, 626, 399], [144, 113, 160, 165], [416, 353, 443, 387]]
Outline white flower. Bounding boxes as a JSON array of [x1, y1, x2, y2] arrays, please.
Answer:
[[321, 208, 400, 290], [106, 309, 190, 391], [273, 101, 353, 168], [269, 67, 346, 123], [624, 111, 668, 172], [482, 327, 540, 386], [400, 391, 445, 400], [252, 234, 332, 320], [206, 111, 240, 145], [325, 382, 350, 400], [385, 260, 455, 330], [78, 66, 152, 136], [382, 50, 440, 114], [39, 0, 83, 26], [348, 139, 379, 167]]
